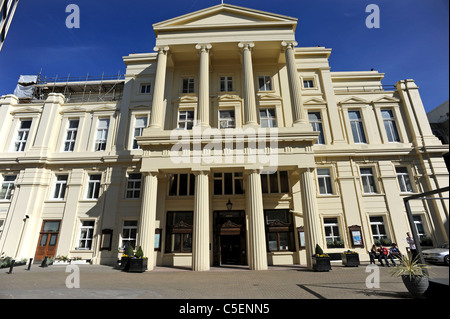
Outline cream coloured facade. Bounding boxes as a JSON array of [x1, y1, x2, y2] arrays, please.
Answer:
[[0, 4, 448, 271]]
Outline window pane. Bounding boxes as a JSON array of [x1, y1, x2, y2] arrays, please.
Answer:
[[269, 173, 278, 193], [43, 221, 60, 232], [179, 174, 188, 195], [169, 175, 178, 196], [234, 177, 244, 194], [268, 233, 278, 251], [224, 173, 233, 195], [214, 178, 223, 195], [261, 174, 269, 193], [279, 171, 289, 193], [189, 174, 195, 196]]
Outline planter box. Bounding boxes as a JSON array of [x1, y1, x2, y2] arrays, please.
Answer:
[[119, 257, 130, 270], [312, 256, 331, 272], [123, 258, 148, 273], [53, 261, 70, 265], [341, 253, 360, 267], [71, 260, 87, 265]]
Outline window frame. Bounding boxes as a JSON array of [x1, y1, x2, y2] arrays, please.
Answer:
[[63, 119, 79, 152], [381, 109, 401, 143], [308, 111, 325, 145], [259, 108, 277, 128], [177, 110, 195, 130], [218, 109, 236, 129], [165, 211, 193, 253], [13, 119, 32, 152], [369, 216, 388, 243], [396, 167, 414, 193], [303, 79, 315, 89], [348, 110, 367, 144], [77, 220, 95, 250], [258, 75, 273, 92], [168, 173, 195, 196], [52, 174, 68, 200], [182, 77, 195, 94], [0, 175, 16, 201], [126, 173, 142, 199], [121, 220, 138, 250], [260, 171, 290, 194], [132, 115, 148, 150], [317, 168, 334, 195], [323, 217, 343, 248], [86, 174, 102, 199], [219, 76, 234, 92], [213, 172, 244, 195], [139, 83, 152, 94], [264, 210, 295, 252], [360, 167, 378, 194], [94, 118, 110, 151]]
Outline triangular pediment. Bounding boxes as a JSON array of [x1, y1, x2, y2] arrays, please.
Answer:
[[339, 96, 369, 104], [304, 97, 327, 105], [372, 96, 400, 103], [153, 4, 297, 32]]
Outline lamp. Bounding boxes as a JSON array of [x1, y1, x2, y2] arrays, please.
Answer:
[[226, 199, 232, 211]]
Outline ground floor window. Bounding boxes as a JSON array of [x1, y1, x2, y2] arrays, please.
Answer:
[[165, 211, 193, 253], [370, 216, 390, 245], [77, 220, 95, 250], [324, 218, 343, 248], [121, 220, 138, 249], [264, 210, 295, 251]]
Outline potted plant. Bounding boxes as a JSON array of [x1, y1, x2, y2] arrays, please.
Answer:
[[312, 244, 331, 272], [341, 250, 360, 267], [54, 255, 70, 265], [119, 244, 134, 270], [391, 254, 430, 299], [123, 246, 148, 273]]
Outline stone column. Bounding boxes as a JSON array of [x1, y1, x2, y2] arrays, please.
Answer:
[[300, 168, 322, 269], [149, 46, 170, 129], [239, 42, 258, 126], [195, 44, 212, 128], [246, 169, 268, 270], [282, 41, 307, 125], [137, 172, 158, 270], [192, 171, 210, 271]]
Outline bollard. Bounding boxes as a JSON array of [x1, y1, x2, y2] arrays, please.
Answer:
[[7, 259, 15, 274], [27, 258, 33, 271], [41, 256, 48, 268]]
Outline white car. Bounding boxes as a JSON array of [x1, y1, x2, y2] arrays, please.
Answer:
[[423, 242, 449, 265]]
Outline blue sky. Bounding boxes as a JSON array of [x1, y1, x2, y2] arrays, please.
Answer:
[[0, 0, 448, 112]]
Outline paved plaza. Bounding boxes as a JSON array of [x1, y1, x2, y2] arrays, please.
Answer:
[[0, 261, 448, 300]]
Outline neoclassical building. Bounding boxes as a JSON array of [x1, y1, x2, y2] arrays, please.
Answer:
[[0, 4, 448, 271]]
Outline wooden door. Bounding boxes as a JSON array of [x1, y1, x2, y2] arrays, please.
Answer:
[[34, 220, 61, 261]]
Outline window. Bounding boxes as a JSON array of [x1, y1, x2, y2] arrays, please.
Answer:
[[303, 79, 314, 88], [168, 174, 195, 196], [258, 76, 272, 91], [178, 110, 194, 130], [94, 118, 109, 151], [86, 174, 101, 199], [53, 175, 68, 199], [14, 119, 32, 152], [324, 218, 343, 248], [396, 167, 413, 193], [126, 173, 142, 199], [63, 119, 79, 152], [219, 110, 235, 129], [220, 76, 233, 92], [121, 220, 138, 249], [0, 175, 16, 200], [381, 109, 401, 142], [308, 112, 325, 144], [370, 216, 388, 243], [132, 116, 148, 149], [261, 171, 289, 194], [259, 108, 277, 128], [317, 168, 333, 195], [360, 168, 377, 194], [165, 212, 193, 253], [348, 110, 367, 143], [213, 172, 244, 195], [140, 83, 151, 94], [265, 210, 295, 251], [78, 221, 95, 250], [182, 78, 195, 94], [413, 215, 427, 239]]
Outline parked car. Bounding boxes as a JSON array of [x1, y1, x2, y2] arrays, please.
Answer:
[[422, 242, 449, 265]]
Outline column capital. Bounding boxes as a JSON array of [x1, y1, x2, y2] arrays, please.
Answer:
[[238, 42, 255, 51], [195, 43, 212, 52], [281, 40, 298, 50], [153, 45, 170, 54]]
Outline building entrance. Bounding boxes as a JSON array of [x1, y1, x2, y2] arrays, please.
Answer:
[[213, 211, 247, 266]]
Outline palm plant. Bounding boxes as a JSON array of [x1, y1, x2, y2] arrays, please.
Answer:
[[390, 254, 429, 279]]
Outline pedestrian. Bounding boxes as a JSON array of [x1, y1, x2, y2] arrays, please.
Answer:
[[369, 244, 378, 264], [378, 244, 391, 267], [389, 243, 402, 259], [406, 232, 417, 260]]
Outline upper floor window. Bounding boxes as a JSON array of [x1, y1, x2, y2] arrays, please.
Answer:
[[182, 78, 195, 94], [260, 108, 277, 128], [220, 76, 233, 92], [261, 171, 289, 194], [126, 173, 142, 199], [348, 110, 367, 143], [360, 167, 378, 194], [94, 118, 109, 151], [219, 110, 236, 129], [52, 175, 68, 200], [168, 173, 195, 196], [133, 116, 148, 150], [303, 79, 314, 88], [0, 175, 16, 200], [317, 168, 333, 195], [308, 112, 325, 144], [140, 83, 151, 94], [381, 109, 401, 142], [14, 119, 32, 152], [178, 110, 194, 130], [396, 167, 413, 193], [213, 172, 244, 195], [258, 76, 272, 91], [86, 174, 102, 199], [63, 119, 79, 152]]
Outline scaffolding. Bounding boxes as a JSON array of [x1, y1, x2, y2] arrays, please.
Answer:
[[27, 72, 125, 104]]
